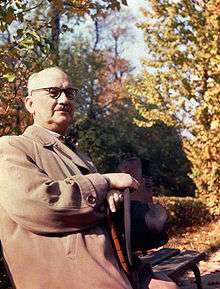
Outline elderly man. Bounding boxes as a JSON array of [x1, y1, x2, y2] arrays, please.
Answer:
[[0, 67, 178, 289]]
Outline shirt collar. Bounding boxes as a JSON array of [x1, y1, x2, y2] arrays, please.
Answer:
[[33, 124, 64, 139]]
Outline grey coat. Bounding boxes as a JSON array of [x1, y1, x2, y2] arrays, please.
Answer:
[[0, 125, 132, 289]]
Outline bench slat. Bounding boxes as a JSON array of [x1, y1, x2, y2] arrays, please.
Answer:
[[139, 248, 180, 266], [152, 250, 206, 279]]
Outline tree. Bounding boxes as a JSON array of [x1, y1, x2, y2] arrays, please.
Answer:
[[58, 12, 137, 171], [129, 0, 220, 214], [0, 1, 141, 175], [0, 0, 128, 136]]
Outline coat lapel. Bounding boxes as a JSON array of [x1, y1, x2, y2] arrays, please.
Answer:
[[23, 125, 94, 172]]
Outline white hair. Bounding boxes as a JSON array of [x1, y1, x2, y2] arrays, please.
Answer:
[[27, 67, 68, 96]]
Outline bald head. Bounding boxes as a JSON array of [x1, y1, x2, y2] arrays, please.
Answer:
[[25, 66, 75, 134], [27, 67, 71, 96]]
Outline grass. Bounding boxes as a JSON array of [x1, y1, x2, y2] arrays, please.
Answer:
[[166, 217, 220, 254]]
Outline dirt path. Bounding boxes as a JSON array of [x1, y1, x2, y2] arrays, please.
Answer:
[[180, 248, 220, 289]]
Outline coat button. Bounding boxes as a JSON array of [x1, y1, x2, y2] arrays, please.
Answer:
[[87, 195, 96, 204], [98, 204, 106, 213]]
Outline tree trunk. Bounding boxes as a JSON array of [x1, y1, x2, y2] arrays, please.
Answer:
[[50, 4, 60, 65]]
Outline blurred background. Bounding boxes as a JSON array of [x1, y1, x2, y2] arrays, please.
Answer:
[[0, 0, 219, 251]]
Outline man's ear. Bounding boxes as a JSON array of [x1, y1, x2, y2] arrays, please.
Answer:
[[25, 97, 35, 114]]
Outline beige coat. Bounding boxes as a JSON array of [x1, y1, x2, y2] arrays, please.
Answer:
[[0, 125, 132, 289]]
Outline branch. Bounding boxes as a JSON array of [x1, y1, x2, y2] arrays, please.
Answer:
[[63, 1, 94, 10], [3, 0, 13, 8], [200, 68, 209, 98], [93, 19, 100, 51], [21, 1, 44, 13], [100, 96, 126, 110], [7, 5, 64, 53]]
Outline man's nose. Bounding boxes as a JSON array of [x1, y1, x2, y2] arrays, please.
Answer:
[[57, 91, 69, 103]]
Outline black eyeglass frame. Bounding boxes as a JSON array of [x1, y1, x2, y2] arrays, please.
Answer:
[[30, 87, 79, 100]]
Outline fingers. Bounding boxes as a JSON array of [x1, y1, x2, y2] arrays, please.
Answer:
[[130, 176, 139, 190], [118, 193, 124, 202], [106, 190, 124, 213], [113, 192, 120, 203], [103, 173, 140, 190], [108, 194, 116, 212]]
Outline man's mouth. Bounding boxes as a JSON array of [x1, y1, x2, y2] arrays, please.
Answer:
[[55, 107, 71, 113]]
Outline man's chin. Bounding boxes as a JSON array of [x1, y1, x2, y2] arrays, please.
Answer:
[[50, 116, 72, 132]]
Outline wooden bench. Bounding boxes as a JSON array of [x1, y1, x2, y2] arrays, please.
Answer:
[[0, 256, 11, 289], [139, 248, 206, 289]]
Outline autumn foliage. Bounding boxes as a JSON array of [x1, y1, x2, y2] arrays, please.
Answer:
[[0, 0, 128, 135], [0, 0, 219, 216], [129, 0, 220, 215]]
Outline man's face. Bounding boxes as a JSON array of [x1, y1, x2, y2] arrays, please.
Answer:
[[25, 69, 75, 134]]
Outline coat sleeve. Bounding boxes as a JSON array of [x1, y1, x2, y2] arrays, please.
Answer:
[[0, 136, 109, 235]]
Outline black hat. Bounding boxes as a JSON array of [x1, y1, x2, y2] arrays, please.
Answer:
[[112, 200, 169, 252]]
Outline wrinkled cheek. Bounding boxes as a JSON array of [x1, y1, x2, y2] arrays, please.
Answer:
[[39, 109, 53, 122], [45, 109, 54, 118]]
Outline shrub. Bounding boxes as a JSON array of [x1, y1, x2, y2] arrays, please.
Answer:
[[154, 196, 213, 235]]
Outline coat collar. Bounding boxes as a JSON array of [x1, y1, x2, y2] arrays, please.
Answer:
[[23, 125, 93, 172], [23, 125, 57, 147]]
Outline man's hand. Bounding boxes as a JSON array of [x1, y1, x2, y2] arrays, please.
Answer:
[[106, 190, 124, 213], [103, 173, 139, 212], [103, 173, 139, 190]]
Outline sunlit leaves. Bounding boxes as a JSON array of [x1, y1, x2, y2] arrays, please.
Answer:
[[0, 0, 128, 136], [129, 0, 220, 215], [2, 73, 16, 82], [0, 7, 16, 31]]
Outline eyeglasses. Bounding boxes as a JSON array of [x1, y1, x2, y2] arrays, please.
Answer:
[[31, 87, 78, 100]]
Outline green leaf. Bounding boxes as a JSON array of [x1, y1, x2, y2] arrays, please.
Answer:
[[3, 73, 16, 82], [29, 31, 41, 42]]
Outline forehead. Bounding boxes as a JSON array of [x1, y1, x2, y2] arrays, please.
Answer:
[[28, 69, 72, 92]]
